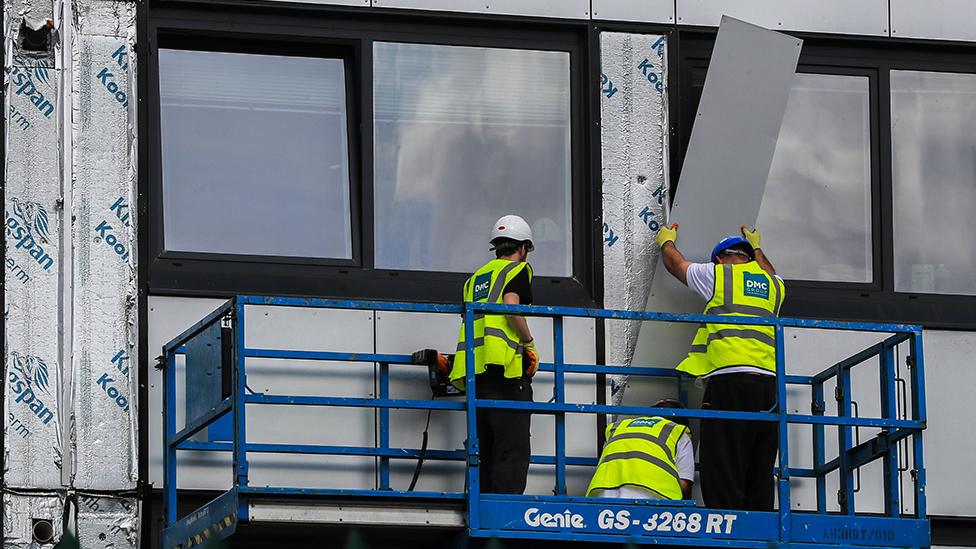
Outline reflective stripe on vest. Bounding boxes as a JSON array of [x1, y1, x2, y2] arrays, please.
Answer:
[[676, 262, 785, 377], [451, 259, 532, 386], [586, 417, 688, 500]]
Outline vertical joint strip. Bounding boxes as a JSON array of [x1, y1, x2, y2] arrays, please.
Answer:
[[165, 351, 178, 526], [879, 344, 900, 517], [553, 316, 566, 496], [812, 381, 827, 514], [233, 301, 249, 487], [837, 357, 855, 515], [463, 306, 480, 529], [378, 361, 390, 490], [910, 332, 927, 518], [774, 325, 790, 543]]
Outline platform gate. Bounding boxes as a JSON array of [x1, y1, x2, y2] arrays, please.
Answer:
[[160, 295, 928, 548]]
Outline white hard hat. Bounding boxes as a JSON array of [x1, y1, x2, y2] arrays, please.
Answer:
[[490, 215, 535, 252]]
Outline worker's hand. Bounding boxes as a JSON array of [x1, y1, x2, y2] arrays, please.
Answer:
[[521, 339, 539, 378], [741, 225, 761, 249], [656, 223, 679, 249], [436, 352, 451, 375]]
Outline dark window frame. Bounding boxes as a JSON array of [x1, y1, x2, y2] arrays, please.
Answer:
[[152, 35, 363, 267], [146, 6, 595, 306], [673, 30, 976, 328]]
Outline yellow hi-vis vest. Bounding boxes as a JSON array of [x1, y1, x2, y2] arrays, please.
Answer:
[[451, 259, 533, 388], [587, 416, 689, 500], [676, 262, 785, 377]]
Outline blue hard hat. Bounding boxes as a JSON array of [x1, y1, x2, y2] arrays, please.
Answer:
[[710, 236, 754, 263]]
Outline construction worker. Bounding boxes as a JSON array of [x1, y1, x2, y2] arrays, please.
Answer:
[[587, 400, 695, 500], [451, 214, 540, 494], [657, 224, 784, 511]]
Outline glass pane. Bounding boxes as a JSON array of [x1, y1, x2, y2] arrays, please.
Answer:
[[373, 42, 572, 276], [892, 70, 976, 295], [757, 73, 872, 282], [159, 49, 352, 259]]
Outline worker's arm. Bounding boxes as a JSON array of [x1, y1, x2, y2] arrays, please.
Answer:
[[741, 225, 776, 276], [658, 224, 692, 285], [754, 247, 776, 276], [503, 292, 533, 342], [661, 241, 693, 286], [674, 433, 696, 500]]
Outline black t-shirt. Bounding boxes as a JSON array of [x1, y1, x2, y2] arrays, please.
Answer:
[[502, 268, 533, 305]]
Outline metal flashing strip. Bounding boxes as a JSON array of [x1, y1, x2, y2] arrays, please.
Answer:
[[247, 499, 466, 527]]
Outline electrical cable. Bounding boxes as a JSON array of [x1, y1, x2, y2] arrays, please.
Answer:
[[407, 402, 434, 492]]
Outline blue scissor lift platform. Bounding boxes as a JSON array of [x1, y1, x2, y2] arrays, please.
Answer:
[[160, 296, 929, 548]]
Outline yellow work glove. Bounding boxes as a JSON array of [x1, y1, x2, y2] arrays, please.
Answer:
[[656, 223, 679, 249], [521, 339, 539, 378], [741, 225, 761, 249]]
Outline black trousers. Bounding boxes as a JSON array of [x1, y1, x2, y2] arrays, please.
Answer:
[[475, 367, 533, 494], [699, 373, 778, 511]]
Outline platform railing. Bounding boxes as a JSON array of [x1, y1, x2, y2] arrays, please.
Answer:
[[161, 295, 928, 549]]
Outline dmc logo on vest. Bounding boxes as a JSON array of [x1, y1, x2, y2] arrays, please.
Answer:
[[473, 272, 491, 301], [742, 272, 770, 299]]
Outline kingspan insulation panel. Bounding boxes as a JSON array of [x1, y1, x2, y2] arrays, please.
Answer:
[[70, 17, 138, 491], [4, 0, 140, 539], [76, 494, 140, 548], [598, 32, 669, 405], [2, 492, 64, 548], [4, 17, 66, 490], [630, 18, 801, 395]]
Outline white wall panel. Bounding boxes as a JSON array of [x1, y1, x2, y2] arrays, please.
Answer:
[[376, 312, 597, 496], [372, 0, 590, 20], [918, 330, 976, 516], [243, 0, 368, 4], [592, 0, 674, 23], [891, 0, 976, 41], [149, 298, 376, 491], [676, 0, 890, 37], [377, 310, 467, 493]]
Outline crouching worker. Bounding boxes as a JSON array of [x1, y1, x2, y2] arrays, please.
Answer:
[[587, 400, 695, 500]]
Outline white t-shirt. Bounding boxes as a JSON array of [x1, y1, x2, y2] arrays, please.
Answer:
[[589, 432, 695, 500], [685, 263, 783, 377]]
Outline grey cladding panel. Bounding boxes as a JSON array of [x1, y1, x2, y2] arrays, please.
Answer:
[[677, 0, 889, 36], [592, 0, 674, 23], [632, 17, 801, 376], [671, 16, 802, 254], [890, 0, 976, 41]]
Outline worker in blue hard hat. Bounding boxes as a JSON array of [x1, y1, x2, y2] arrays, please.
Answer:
[[656, 224, 785, 511]]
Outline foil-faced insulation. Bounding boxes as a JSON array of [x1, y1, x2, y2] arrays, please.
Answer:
[[70, 20, 138, 491], [598, 32, 669, 405], [4, 0, 139, 540], [2, 492, 64, 548], [4, 3, 66, 490], [76, 495, 140, 548]]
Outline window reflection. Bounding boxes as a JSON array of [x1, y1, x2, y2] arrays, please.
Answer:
[[373, 42, 572, 276], [159, 49, 353, 259], [758, 73, 872, 283], [891, 70, 976, 295]]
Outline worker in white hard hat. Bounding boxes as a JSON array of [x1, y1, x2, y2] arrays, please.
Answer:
[[451, 214, 540, 494]]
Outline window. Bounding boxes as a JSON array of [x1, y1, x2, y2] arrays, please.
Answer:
[[891, 70, 976, 296], [158, 48, 353, 259], [758, 73, 873, 283], [372, 42, 573, 277], [149, 14, 588, 304]]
